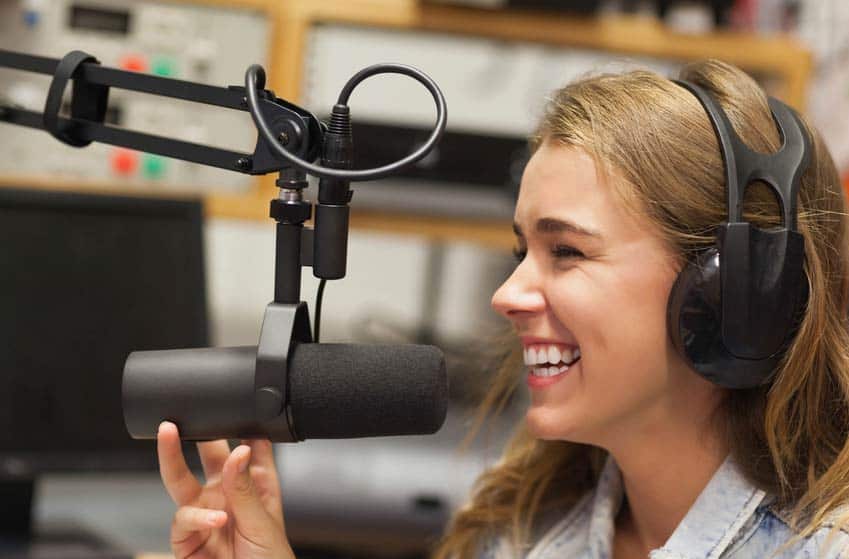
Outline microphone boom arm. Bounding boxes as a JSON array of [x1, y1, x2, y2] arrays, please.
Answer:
[[0, 49, 323, 174], [0, 49, 448, 440]]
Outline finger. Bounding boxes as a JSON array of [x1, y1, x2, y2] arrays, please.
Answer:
[[242, 439, 280, 497], [222, 445, 278, 543], [197, 439, 230, 481], [246, 439, 283, 524], [171, 505, 227, 558], [245, 439, 277, 476], [157, 422, 202, 505]]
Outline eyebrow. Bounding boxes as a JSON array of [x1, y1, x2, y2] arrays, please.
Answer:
[[513, 218, 602, 240]]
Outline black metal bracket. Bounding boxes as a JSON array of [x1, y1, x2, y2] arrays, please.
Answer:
[[43, 50, 109, 147], [0, 49, 323, 175], [255, 302, 313, 434]]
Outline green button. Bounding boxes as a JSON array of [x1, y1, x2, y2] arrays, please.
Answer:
[[152, 57, 177, 77], [142, 154, 167, 179]]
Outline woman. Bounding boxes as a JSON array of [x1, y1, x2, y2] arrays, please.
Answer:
[[157, 59, 849, 558]]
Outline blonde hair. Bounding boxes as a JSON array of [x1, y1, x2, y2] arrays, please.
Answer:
[[432, 60, 849, 559]]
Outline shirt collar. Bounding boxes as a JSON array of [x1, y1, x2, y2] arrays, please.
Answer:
[[585, 453, 624, 559], [585, 452, 768, 559]]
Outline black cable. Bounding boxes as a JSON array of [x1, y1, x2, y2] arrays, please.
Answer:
[[250, 64, 446, 339], [314, 278, 327, 342], [244, 63, 447, 182]]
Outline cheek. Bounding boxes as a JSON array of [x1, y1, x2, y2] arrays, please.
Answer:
[[547, 265, 676, 400], [611, 269, 674, 362], [549, 268, 672, 355]]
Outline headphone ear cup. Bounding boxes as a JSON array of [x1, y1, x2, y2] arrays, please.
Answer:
[[667, 248, 779, 388], [667, 249, 723, 378]]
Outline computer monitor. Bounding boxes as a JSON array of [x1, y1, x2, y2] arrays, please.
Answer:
[[0, 187, 208, 546]]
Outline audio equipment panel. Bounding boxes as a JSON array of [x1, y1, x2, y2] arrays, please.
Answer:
[[0, 0, 270, 192]]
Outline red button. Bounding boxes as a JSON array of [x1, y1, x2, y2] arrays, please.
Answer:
[[120, 54, 147, 73], [111, 148, 138, 176], [843, 171, 849, 200]]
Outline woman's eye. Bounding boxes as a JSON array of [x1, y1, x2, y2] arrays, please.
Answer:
[[552, 245, 584, 259], [511, 245, 583, 263]]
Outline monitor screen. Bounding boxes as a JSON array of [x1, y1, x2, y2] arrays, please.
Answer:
[[0, 188, 208, 474]]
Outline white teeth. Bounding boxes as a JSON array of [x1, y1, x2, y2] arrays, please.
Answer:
[[523, 344, 580, 367], [530, 364, 571, 378]]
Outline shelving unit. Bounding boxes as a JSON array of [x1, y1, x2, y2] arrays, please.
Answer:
[[0, 0, 814, 250]]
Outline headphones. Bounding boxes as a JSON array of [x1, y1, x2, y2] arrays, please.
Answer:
[[666, 80, 812, 389]]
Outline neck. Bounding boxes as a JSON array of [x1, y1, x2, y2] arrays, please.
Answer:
[[608, 418, 729, 554]]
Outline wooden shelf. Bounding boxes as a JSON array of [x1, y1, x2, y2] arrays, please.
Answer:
[[205, 192, 516, 251], [274, 0, 811, 107]]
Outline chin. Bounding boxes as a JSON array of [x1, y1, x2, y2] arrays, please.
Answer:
[[525, 406, 577, 441]]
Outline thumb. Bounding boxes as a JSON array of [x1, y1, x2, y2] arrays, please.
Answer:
[[222, 445, 280, 546]]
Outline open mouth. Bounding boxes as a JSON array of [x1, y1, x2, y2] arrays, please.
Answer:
[[524, 344, 581, 378]]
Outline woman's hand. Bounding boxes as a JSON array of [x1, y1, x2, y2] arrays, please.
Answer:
[[157, 421, 295, 559]]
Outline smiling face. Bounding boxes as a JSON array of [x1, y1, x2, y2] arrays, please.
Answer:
[[491, 141, 722, 449]]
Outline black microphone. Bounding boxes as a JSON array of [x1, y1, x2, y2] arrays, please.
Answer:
[[122, 343, 448, 442]]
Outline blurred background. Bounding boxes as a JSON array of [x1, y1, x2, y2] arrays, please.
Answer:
[[0, 0, 847, 558]]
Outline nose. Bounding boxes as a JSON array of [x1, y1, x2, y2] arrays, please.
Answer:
[[491, 257, 546, 320]]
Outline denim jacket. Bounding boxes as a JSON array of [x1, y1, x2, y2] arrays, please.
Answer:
[[486, 453, 849, 559]]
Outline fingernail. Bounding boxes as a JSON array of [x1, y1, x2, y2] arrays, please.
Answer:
[[238, 447, 251, 473], [207, 511, 223, 525]]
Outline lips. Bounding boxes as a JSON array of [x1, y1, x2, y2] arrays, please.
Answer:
[[520, 335, 578, 346]]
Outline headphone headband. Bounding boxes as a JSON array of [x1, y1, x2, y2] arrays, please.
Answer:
[[672, 80, 811, 231]]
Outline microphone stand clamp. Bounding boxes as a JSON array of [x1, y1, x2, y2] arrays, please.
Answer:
[[254, 167, 315, 434]]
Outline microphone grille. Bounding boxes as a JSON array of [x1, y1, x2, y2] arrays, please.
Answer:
[[288, 343, 448, 440]]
